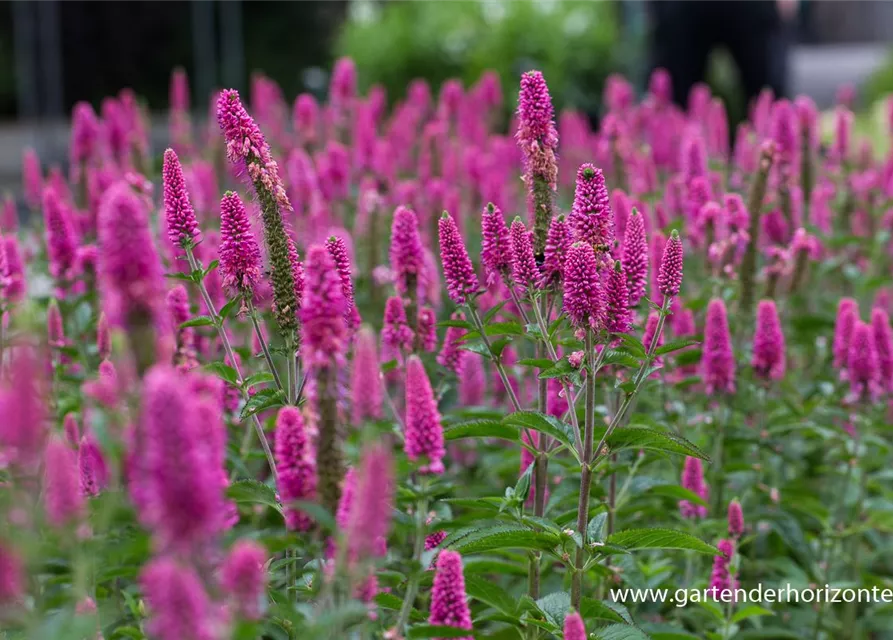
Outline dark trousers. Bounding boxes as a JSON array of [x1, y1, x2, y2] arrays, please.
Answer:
[[649, 0, 790, 108]]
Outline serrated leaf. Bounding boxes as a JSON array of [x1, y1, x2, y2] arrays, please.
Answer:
[[614, 333, 647, 357], [240, 388, 286, 419], [503, 411, 579, 461], [600, 348, 642, 368], [447, 525, 559, 555], [515, 463, 533, 504], [227, 479, 281, 513], [407, 625, 476, 638], [464, 575, 518, 615], [203, 361, 241, 386], [579, 598, 626, 624], [587, 512, 609, 543], [539, 357, 574, 379], [603, 427, 709, 460], [443, 420, 519, 442], [535, 591, 571, 627], [181, 315, 215, 328], [655, 337, 699, 355], [607, 528, 719, 554], [593, 624, 650, 640]]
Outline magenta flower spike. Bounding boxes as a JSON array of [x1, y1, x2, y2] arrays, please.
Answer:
[[481, 203, 512, 285], [162, 149, 200, 251], [439, 212, 480, 305], [563, 612, 587, 640], [417, 306, 438, 353], [657, 230, 684, 299], [300, 244, 348, 368], [3, 235, 24, 303], [389, 206, 425, 297], [218, 191, 262, 295], [405, 355, 445, 474], [140, 558, 216, 640], [221, 540, 267, 621], [429, 550, 473, 639], [709, 539, 738, 600], [97, 312, 111, 360], [2, 195, 18, 232], [325, 235, 359, 328], [78, 435, 109, 497], [22, 148, 43, 209], [833, 298, 859, 371], [0, 542, 24, 604], [569, 164, 613, 250], [43, 186, 78, 281], [138, 366, 225, 550], [47, 298, 65, 348], [97, 181, 165, 331], [622, 208, 648, 306], [847, 320, 881, 403], [275, 406, 317, 532], [166, 285, 191, 329], [381, 296, 414, 352], [0, 348, 46, 467], [63, 413, 80, 446], [680, 456, 708, 519], [728, 500, 744, 538], [458, 352, 486, 407], [541, 214, 571, 288], [330, 57, 357, 108], [770, 99, 798, 166], [346, 443, 394, 562], [44, 437, 84, 527], [702, 298, 735, 395], [680, 129, 707, 184], [606, 261, 632, 334], [752, 300, 786, 381], [70, 101, 101, 174], [509, 217, 540, 293], [563, 242, 604, 331], [437, 312, 466, 374], [871, 308, 893, 392], [293, 93, 320, 146], [351, 326, 383, 423], [336, 468, 357, 532]]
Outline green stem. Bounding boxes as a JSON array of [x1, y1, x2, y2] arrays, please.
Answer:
[[247, 297, 283, 392], [571, 330, 597, 609], [395, 483, 429, 634], [185, 248, 278, 484], [466, 303, 522, 412]]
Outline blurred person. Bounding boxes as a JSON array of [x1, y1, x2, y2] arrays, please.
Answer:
[[649, 0, 798, 107]]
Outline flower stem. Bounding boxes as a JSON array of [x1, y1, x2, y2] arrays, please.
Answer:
[[571, 329, 597, 609], [246, 297, 283, 392], [466, 302, 522, 412], [185, 248, 278, 484], [395, 480, 429, 634]]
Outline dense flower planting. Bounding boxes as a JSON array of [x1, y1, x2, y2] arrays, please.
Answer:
[[0, 60, 891, 640]]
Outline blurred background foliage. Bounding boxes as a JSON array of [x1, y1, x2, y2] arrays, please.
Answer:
[[335, 0, 630, 118]]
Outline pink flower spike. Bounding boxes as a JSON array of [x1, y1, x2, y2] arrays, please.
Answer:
[[78, 435, 109, 497], [657, 229, 684, 298], [728, 500, 744, 538], [389, 206, 425, 297], [437, 312, 466, 374], [97, 312, 111, 360], [833, 298, 859, 371], [429, 550, 473, 639], [325, 235, 358, 328], [219, 191, 262, 295], [405, 355, 445, 474], [221, 540, 267, 621], [351, 326, 383, 423], [162, 149, 200, 250], [680, 456, 708, 519], [709, 539, 738, 600], [0, 542, 24, 604], [563, 612, 587, 640], [569, 163, 613, 249], [346, 443, 394, 562], [300, 244, 348, 368], [439, 212, 479, 305], [44, 437, 84, 527], [47, 299, 65, 347], [752, 300, 786, 381], [381, 296, 414, 352], [509, 217, 539, 292], [275, 406, 317, 532], [563, 242, 604, 331], [22, 148, 43, 209], [606, 260, 631, 334], [622, 208, 648, 306], [43, 186, 78, 281], [541, 214, 571, 288], [847, 320, 881, 403], [140, 558, 216, 640], [702, 298, 735, 395], [481, 203, 512, 285], [872, 307, 893, 392]]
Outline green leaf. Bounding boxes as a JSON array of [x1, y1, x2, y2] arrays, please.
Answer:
[[600, 348, 642, 368], [514, 463, 533, 504], [607, 528, 719, 555], [462, 321, 525, 340], [374, 593, 424, 622], [538, 357, 574, 379], [503, 411, 579, 461], [535, 591, 571, 627], [243, 372, 276, 388], [593, 624, 650, 640], [240, 388, 287, 420], [579, 598, 626, 624], [731, 605, 775, 623], [604, 427, 709, 460], [165, 271, 197, 282], [464, 575, 518, 615], [517, 358, 556, 369], [407, 625, 476, 639], [613, 333, 647, 357], [180, 315, 216, 328], [443, 420, 519, 442], [219, 296, 241, 320], [655, 338, 699, 355], [482, 300, 508, 323], [204, 259, 220, 276], [646, 484, 708, 507], [447, 525, 559, 555], [203, 361, 241, 386], [587, 512, 609, 543], [227, 479, 281, 513]]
